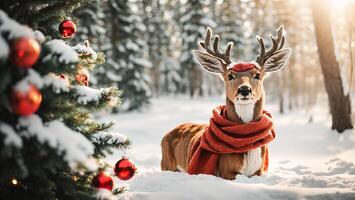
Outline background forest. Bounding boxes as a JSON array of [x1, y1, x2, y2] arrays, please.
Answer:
[[70, 0, 354, 116]]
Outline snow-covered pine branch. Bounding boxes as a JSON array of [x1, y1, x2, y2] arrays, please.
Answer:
[[42, 73, 70, 93], [72, 40, 98, 61], [73, 85, 119, 106], [42, 39, 79, 64], [91, 132, 130, 157], [18, 115, 97, 170], [0, 122, 22, 148]]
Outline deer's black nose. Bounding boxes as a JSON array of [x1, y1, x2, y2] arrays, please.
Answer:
[[238, 86, 252, 97]]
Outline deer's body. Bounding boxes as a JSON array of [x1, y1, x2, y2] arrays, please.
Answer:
[[161, 97, 268, 179], [161, 26, 291, 180]]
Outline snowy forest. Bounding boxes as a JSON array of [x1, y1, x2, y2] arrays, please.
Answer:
[[1, 0, 355, 200], [59, 0, 355, 132]]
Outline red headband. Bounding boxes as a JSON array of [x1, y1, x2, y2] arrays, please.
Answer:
[[230, 62, 257, 72]]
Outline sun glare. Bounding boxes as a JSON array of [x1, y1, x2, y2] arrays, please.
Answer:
[[329, 0, 349, 10]]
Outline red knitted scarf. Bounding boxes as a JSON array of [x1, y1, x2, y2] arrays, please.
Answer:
[[187, 105, 275, 176]]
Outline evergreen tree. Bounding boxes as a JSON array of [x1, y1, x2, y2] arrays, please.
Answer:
[[99, 0, 151, 111], [218, 0, 244, 59], [143, 0, 181, 95], [73, 1, 112, 87], [179, 0, 216, 96], [0, 3, 130, 200]]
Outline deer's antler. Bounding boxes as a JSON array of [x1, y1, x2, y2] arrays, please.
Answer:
[[199, 27, 233, 65], [256, 26, 286, 68]]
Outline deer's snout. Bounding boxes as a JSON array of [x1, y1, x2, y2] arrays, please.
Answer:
[[237, 86, 252, 97]]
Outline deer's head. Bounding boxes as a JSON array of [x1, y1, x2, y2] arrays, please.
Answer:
[[193, 26, 291, 110]]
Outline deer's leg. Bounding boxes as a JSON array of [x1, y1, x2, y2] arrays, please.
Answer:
[[161, 123, 206, 172], [161, 134, 178, 171], [219, 153, 245, 180], [251, 145, 268, 176]]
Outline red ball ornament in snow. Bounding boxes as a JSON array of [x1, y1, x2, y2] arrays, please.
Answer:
[[114, 157, 137, 180], [11, 84, 42, 116], [59, 19, 76, 38], [92, 172, 113, 191], [10, 37, 41, 68], [75, 68, 89, 86]]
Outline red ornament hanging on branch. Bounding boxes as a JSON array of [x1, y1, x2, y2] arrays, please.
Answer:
[[11, 84, 42, 116], [114, 157, 137, 181], [59, 19, 76, 38], [10, 37, 41, 68], [92, 172, 113, 191]]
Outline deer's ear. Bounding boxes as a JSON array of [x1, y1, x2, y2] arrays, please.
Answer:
[[193, 50, 226, 74], [263, 48, 292, 72]]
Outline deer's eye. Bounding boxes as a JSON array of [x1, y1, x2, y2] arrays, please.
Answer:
[[254, 73, 260, 80], [227, 74, 235, 81]]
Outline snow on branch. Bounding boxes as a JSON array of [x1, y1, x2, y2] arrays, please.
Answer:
[[95, 188, 116, 200], [18, 115, 96, 170], [0, 122, 22, 148], [42, 39, 79, 64], [0, 36, 9, 60], [91, 132, 129, 148], [72, 40, 98, 61], [73, 85, 119, 105], [13, 70, 69, 94], [42, 73, 70, 93], [14, 69, 43, 92], [0, 10, 35, 40]]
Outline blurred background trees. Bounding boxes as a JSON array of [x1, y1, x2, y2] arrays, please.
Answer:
[[71, 0, 353, 131]]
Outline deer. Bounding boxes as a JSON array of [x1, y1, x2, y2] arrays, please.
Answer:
[[161, 26, 291, 180]]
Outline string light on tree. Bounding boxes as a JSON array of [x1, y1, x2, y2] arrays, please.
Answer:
[[11, 84, 42, 116], [58, 19, 76, 38], [10, 37, 40, 68], [114, 157, 136, 180], [11, 178, 18, 185]]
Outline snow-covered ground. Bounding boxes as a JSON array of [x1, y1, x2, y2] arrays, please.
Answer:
[[101, 96, 355, 200]]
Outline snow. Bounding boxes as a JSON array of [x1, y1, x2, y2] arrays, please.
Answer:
[[340, 60, 350, 96], [74, 85, 109, 105], [92, 132, 128, 146], [101, 96, 355, 200], [14, 69, 43, 92], [72, 41, 98, 61], [42, 39, 79, 64], [33, 30, 45, 43], [18, 115, 96, 170], [0, 122, 22, 148], [0, 36, 9, 60], [126, 40, 139, 51], [131, 57, 152, 68], [0, 10, 35, 40], [95, 188, 116, 200], [42, 73, 70, 93]]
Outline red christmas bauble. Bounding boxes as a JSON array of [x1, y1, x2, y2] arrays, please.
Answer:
[[92, 172, 113, 191], [75, 68, 89, 86], [59, 20, 76, 38], [114, 157, 136, 180], [11, 84, 42, 116], [10, 37, 41, 68]]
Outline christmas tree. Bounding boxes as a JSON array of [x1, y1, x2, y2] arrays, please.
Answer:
[[0, 3, 135, 200]]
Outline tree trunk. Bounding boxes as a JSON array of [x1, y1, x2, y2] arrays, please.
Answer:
[[310, 0, 353, 132]]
